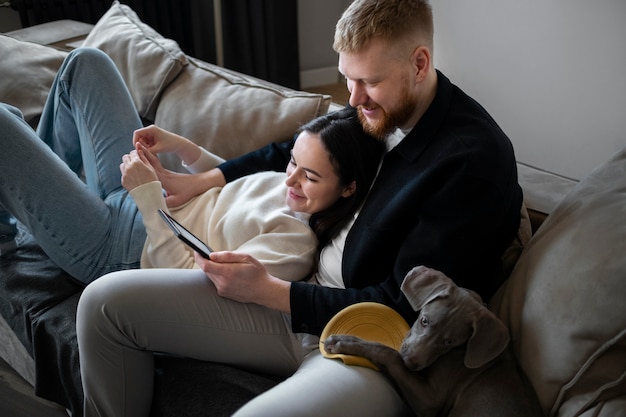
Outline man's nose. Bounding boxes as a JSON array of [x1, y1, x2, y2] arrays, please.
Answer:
[[348, 83, 367, 108]]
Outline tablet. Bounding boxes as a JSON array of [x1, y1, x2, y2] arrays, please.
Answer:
[[158, 209, 213, 259]]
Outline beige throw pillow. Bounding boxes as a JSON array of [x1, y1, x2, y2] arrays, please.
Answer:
[[0, 35, 67, 124], [491, 145, 626, 417], [155, 58, 332, 166], [81, 0, 188, 121]]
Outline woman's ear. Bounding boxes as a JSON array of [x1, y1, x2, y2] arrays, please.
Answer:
[[341, 181, 356, 198]]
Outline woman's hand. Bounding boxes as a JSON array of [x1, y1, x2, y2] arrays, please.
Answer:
[[120, 146, 158, 191], [139, 146, 199, 207], [133, 124, 201, 166], [140, 148, 226, 207], [194, 251, 292, 313]]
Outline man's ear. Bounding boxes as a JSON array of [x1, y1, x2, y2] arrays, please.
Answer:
[[412, 45, 431, 82], [341, 181, 356, 198]]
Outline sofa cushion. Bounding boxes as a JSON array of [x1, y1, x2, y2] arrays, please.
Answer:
[[81, 1, 188, 121], [491, 145, 626, 416], [154, 58, 332, 167], [0, 35, 67, 125]]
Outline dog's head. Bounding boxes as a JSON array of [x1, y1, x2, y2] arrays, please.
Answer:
[[399, 266, 510, 371]]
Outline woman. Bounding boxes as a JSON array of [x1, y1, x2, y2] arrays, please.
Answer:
[[0, 47, 383, 285]]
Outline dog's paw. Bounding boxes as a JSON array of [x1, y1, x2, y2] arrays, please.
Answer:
[[323, 334, 361, 354]]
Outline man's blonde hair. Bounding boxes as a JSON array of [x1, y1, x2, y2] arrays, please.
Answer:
[[333, 0, 434, 54]]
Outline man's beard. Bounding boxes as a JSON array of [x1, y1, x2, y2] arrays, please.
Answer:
[[357, 88, 417, 140]]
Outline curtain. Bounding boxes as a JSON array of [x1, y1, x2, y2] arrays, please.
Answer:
[[126, 0, 197, 60], [220, 0, 300, 89]]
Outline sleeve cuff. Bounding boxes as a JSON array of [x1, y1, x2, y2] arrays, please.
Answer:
[[182, 147, 225, 173]]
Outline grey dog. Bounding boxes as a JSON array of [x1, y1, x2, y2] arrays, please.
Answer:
[[324, 266, 542, 417]]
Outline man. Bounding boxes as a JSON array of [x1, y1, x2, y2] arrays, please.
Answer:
[[176, 0, 522, 332], [78, 1, 523, 416]]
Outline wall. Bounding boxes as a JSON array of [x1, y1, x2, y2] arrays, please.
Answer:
[[295, 0, 626, 179], [431, 1, 626, 180], [297, 0, 350, 88]]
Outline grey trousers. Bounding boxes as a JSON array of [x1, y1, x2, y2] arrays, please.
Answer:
[[77, 268, 411, 417]]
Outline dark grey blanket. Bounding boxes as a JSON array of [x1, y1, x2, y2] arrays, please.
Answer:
[[0, 232, 282, 417]]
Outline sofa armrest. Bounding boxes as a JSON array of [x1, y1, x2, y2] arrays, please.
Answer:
[[3, 19, 93, 50], [516, 162, 578, 233]]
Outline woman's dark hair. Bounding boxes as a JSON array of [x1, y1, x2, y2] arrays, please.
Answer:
[[298, 107, 384, 249]]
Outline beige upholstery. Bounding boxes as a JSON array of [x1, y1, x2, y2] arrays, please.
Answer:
[[81, 1, 189, 121], [491, 146, 626, 416], [155, 58, 332, 164], [0, 35, 66, 124]]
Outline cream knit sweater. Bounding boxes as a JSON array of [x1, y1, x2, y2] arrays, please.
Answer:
[[129, 171, 318, 282]]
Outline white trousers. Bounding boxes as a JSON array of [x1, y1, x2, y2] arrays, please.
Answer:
[[77, 268, 411, 417]]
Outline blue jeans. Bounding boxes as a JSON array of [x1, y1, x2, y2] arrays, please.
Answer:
[[0, 48, 147, 283]]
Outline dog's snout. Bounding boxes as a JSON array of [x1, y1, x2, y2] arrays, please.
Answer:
[[400, 342, 425, 371], [401, 352, 423, 371]]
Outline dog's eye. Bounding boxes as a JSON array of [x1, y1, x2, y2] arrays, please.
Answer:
[[443, 338, 453, 346], [420, 316, 429, 327]]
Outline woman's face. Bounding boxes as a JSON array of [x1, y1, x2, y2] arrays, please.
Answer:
[[285, 131, 355, 214]]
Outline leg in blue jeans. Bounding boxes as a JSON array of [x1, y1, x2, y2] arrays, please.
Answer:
[[0, 48, 147, 283]]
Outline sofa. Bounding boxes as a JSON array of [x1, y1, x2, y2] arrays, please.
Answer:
[[1, 2, 624, 417]]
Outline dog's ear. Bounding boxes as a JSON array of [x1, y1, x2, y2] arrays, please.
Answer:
[[400, 266, 454, 311], [464, 309, 510, 368]]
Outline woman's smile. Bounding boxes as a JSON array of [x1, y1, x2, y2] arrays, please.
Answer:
[[287, 188, 304, 201]]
